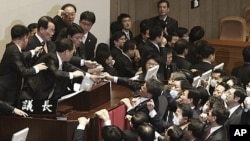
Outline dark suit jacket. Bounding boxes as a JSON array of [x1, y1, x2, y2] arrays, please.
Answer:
[[52, 15, 68, 42], [205, 126, 227, 141], [190, 61, 214, 73], [117, 77, 168, 133], [241, 109, 250, 124], [69, 43, 89, 72], [83, 32, 97, 60], [0, 42, 36, 105], [123, 30, 133, 40], [114, 53, 137, 78], [173, 56, 192, 70], [150, 16, 178, 35], [73, 129, 86, 141], [141, 40, 166, 75], [0, 100, 14, 114], [24, 35, 56, 67], [132, 34, 143, 46], [164, 63, 178, 80], [231, 63, 250, 88], [111, 46, 123, 61], [23, 52, 82, 100], [224, 106, 243, 141]]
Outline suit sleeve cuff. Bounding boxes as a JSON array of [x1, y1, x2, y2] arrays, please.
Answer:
[[81, 59, 85, 66], [30, 50, 35, 58], [113, 77, 118, 83], [149, 109, 157, 118], [69, 72, 74, 79], [103, 120, 111, 126], [77, 124, 86, 130], [33, 66, 39, 73]]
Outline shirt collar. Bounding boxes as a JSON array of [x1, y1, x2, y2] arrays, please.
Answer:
[[35, 33, 44, 43], [56, 52, 63, 68], [210, 126, 222, 135], [150, 40, 160, 52], [83, 32, 88, 43], [15, 43, 22, 53], [229, 105, 241, 117], [122, 52, 132, 62]]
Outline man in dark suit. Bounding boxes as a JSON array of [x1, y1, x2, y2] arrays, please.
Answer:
[[150, 0, 178, 35], [164, 49, 178, 80], [0, 24, 47, 106], [132, 19, 152, 54], [190, 45, 215, 74], [224, 86, 246, 141], [24, 16, 56, 67], [79, 11, 97, 60], [203, 106, 228, 141], [141, 26, 167, 76], [114, 40, 138, 78], [231, 45, 250, 88], [173, 39, 192, 70], [110, 31, 126, 61], [52, 3, 77, 41], [117, 13, 133, 40], [22, 38, 102, 100]]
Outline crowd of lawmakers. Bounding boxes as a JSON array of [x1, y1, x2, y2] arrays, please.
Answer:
[[0, 0, 250, 141]]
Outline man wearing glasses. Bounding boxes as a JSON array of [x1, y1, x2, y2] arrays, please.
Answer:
[[52, 3, 77, 41]]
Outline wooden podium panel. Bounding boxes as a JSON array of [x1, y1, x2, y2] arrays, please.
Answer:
[[58, 81, 111, 111], [0, 116, 78, 141], [205, 39, 250, 74]]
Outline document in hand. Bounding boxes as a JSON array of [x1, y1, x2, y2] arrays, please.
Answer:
[[80, 75, 94, 91], [144, 65, 159, 81]]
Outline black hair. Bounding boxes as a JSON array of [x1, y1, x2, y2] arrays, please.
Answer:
[[187, 118, 204, 139], [11, 24, 29, 40], [139, 19, 153, 34], [102, 125, 124, 141], [61, 3, 77, 12], [232, 85, 247, 103], [136, 123, 155, 141], [123, 40, 136, 53], [149, 26, 163, 41], [187, 88, 200, 108], [27, 23, 37, 32], [110, 21, 123, 35], [189, 26, 205, 43], [80, 11, 96, 24], [117, 13, 131, 23], [176, 27, 188, 38], [200, 45, 215, 59], [131, 111, 150, 129], [55, 38, 74, 52], [157, 0, 170, 8], [174, 39, 188, 54], [37, 16, 55, 30]]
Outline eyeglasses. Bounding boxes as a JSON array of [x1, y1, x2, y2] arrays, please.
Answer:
[[64, 12, 76, 17], [80, 21, 93, 27], [46, 28, 55, 34]]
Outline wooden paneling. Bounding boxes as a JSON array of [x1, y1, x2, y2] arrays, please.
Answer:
[[206, 39, 250, 74], [111, 0, 250, 39]]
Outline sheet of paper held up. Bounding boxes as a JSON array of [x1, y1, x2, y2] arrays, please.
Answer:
[[58, 77, 94, 102]]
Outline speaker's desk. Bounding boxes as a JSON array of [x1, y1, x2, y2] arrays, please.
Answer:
[[205, 39, 250, 74], [0, 82, 133, 141]]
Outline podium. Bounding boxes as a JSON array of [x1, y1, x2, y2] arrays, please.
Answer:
[[0, 82, 133, 141], [58, 81, 111, 111]]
